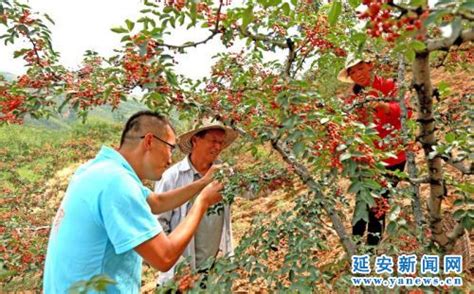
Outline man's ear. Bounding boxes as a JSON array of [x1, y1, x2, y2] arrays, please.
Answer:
[[190, 135, 198, 147], [142, 133, 153, 150]]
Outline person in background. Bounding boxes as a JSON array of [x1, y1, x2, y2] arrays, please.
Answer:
[[43, 111, 223, 293], [338, 56, 411, 247]]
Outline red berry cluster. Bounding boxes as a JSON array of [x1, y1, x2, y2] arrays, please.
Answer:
[[371, 197, 390, 219], [226, 90, 243, 106], [20, 40, 52, 67], [272, 24, 287, 36], [398, 235, 419, 251], [300, 17, 346, 57], [358, 0, 428, 42], [121, 37, 166, 91], [326, 122, 344, 169], [16, 73, 54, 89], [63, 60, 124, 110], [302, 31, 347, 57], [0, 85, 26, 123], [353, 143, 376, 166], [447, 49, 474, 64], [164, 0, 186, 11], [18, 9, 35, 25], [266, 174, 293, 192]]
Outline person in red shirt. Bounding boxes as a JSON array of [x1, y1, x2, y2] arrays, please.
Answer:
[[338, 57, 410, 246]]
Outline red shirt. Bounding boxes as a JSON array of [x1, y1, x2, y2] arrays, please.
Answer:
[[358, 76, 411, 166]]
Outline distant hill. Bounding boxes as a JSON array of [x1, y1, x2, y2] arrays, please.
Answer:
[[24, 98, 149, 129], [0, 71, 17, 82]]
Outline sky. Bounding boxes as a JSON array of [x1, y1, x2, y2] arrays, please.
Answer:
[[0, 0, 275, 80], [2, 0, 443, 79]]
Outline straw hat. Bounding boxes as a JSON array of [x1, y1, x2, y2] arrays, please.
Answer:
[[337, 53, 372, 84], [178, 117, 238, 154]]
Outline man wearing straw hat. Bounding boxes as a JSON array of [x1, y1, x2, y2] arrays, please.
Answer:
[[155, 117, 239, 286], [338, 54, 411, 247]]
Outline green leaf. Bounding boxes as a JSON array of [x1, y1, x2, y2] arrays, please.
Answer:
[[120, 35, 131, 42], [352, 200, 369, 225], [125, 19, 135, 31], [462, 216, 473, 230], [437, 80, 451, 97], [424, 10, 447, 26], [320, 117, 329, 124], [340, 152, 352, 162], [242, 5, 254, 29], [386, 221, 397, 235], [445, 132, 455, 143], [405, 48, 415, 63], [13, 48, 29, 58], [110, 27, 128, 34], [103, 86, 113, 99], [165, 71, 178, 87], [281, 3, 291, 16], [293, 142, 305, 157], [44, 13, 55, 25], [411, 40, 426, 52], [453, 209, 466, 220], [410, 0, 425, 6], [190, 1, 197, 25], [328, 1, 342, 26], [450, 17, 462, 35], [269, 0, 282, 7], [460, 2, 474, 11], [363, 179, 381, 190], [348, 181, 362, 194], [453, 199, 463, 206], [348, 0, 360, 8], [138, 43, 147, 57], [360, 189, 375, 207]]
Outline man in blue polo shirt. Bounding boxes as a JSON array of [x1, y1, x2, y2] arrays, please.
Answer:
[[43, 111, 223, 293]]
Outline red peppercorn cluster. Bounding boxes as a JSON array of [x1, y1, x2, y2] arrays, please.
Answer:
[[358, 0, 428, 42], [371, 197, 390, 219]]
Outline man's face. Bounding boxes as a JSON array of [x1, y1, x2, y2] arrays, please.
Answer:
[[348, 62, 373, 87], [146, 124, 176, 180], [191, 129, 226, 164]]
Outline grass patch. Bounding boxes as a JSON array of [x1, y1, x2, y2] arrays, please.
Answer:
[[0, 119, 122, 291]]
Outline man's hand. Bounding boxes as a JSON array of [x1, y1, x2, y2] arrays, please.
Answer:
[[201, 164, 222, 185], [196, 180, 223, 208]]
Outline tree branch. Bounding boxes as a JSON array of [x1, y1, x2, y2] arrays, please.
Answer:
[[442, 155, 473, 175], [344, 96, 399, 112], [445, 222, 466, 251], [238, 27, 288, 49], [427, 27, 474, 52], [284, 38, 296, 79], [457, 11, 474, 21], [155, 1, 224, 50], [270, 139, 356, 257]]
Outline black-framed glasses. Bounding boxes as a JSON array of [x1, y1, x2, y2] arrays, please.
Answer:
[[141, 134, 176, 152]]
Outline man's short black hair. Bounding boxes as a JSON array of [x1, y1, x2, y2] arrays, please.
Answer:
[[120, 110, 174, 147]]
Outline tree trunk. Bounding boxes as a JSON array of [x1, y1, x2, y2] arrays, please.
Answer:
[[397, 56, 424, 234], [412, 51, 449, 247]]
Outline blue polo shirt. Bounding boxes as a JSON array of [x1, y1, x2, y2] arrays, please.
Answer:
[[43, 146, 162, 293]]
